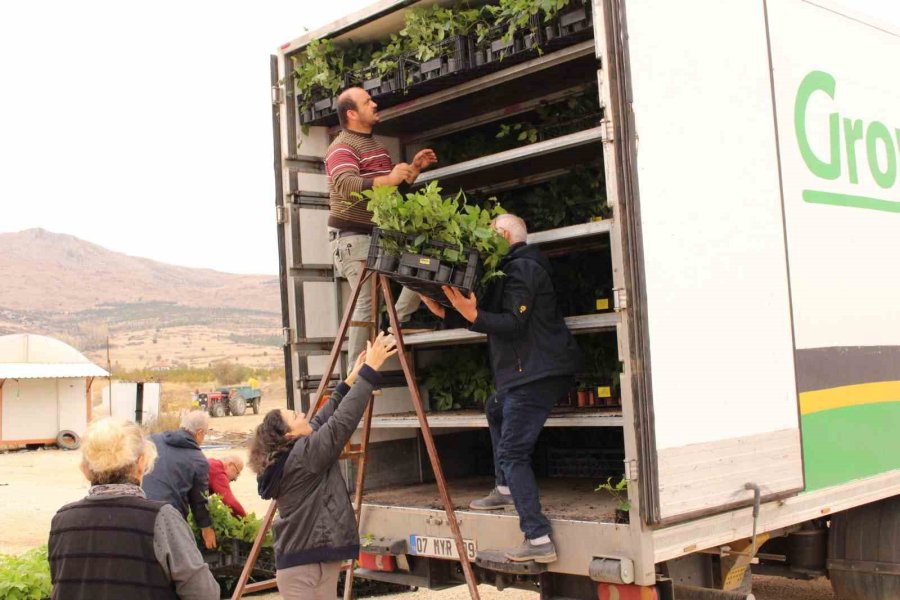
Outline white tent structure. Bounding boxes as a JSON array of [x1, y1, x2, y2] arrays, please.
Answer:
[[0, 334, 108, 446]]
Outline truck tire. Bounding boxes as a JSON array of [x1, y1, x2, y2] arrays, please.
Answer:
[[252, 399, 259, 415], [229, 394, 247, 417], [211, 403, 226, 418], [828, 495, 900, 599], [56, 430, 81, 450]]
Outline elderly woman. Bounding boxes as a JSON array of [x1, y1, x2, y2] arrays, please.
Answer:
[[48, 417, 219, 600], [250, 332, 397, 600]]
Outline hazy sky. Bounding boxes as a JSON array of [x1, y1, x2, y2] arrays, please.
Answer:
[[1, 1, 897, 275]]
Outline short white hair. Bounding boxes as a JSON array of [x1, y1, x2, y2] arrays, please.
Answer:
[[82, 417, 157, 482], [493, 213, 528, 243], [180, 410, 210, 434], [221, 455, 244, 471]]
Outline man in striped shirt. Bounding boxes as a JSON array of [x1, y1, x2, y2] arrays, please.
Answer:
[[326, 87, 438, 362]]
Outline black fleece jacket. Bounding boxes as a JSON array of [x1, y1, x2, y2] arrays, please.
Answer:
[[447, 242, 580, 392]]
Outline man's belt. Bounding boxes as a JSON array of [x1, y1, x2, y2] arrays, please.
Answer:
[[329, 229, 370, 240]]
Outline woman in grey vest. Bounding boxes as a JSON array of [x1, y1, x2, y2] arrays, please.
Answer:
[[48, 417, 219, 600], [251, 332, 397, 600]]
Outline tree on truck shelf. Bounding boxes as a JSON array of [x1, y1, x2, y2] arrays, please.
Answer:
[[274, 0, 900, 599]]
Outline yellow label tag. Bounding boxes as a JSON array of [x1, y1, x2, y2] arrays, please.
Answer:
[[596, 298, 609, 310], [596, 386, 612, 398], [418, 258, 431, 266]]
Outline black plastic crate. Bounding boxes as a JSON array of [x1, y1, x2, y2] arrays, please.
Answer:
[[470, 19, 542, 69], [202, 541, 276, 577], [298, 87, 338, 125], [347, 62, 404, 100], [366, 228, 481, 307], [403, 35, 471, 89], [547, 447, 623, 479], [543, 0, 593, 48]]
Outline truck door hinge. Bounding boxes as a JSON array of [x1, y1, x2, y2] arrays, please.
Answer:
[[613, 288, 627, 311], [600, 118, 615, 143], [272, 85, 285, 105], [276, 205, 287, 224], [282, 327, 295, 346], [625, 459, 638, 482]]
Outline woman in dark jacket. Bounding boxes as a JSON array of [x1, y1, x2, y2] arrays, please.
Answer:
[[249, 332, 396, 600]]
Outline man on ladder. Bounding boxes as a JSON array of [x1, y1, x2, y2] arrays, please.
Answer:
[[325, 86, 439, 363]]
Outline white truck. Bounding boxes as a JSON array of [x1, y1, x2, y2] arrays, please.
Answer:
[[270, 1, 900, 598]]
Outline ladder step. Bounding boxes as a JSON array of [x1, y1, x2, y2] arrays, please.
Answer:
[[350, 320, 376, 329]]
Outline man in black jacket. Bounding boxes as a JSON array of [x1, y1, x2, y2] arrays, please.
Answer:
[[142, 410, 216, 549], [420, 213, 580, 563]]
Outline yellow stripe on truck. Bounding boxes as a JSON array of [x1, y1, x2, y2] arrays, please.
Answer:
[[799, 381, 900, 415]]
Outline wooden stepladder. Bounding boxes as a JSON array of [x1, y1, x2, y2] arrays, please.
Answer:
[[231, 268, 481, 600]]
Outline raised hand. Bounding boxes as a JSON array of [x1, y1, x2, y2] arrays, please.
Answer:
[[365, 332, 399, 371], [412, 148, 438, 172]]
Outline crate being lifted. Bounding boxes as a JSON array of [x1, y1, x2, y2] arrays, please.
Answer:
[[366, 227, 481, 307]]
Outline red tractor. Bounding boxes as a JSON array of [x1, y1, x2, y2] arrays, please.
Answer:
[[191, 385, 262, 417]]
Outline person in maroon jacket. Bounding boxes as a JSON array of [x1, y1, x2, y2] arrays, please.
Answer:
[[207, 455, 246, 517]]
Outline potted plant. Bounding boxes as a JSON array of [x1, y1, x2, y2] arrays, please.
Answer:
[[293, 38, 347, 124], [455, 200, 509, 287], [345, 36, 407, 99], [401, 5, 483, 84], [576, 385, 590, 407], [557, 0, 592, 39], [595, 476, 630, 524], [358, 186, 409, 273], [425, 346, 493, 411]]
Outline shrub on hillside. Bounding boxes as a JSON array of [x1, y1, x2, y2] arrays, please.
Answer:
[[211, 362, 250, 385]]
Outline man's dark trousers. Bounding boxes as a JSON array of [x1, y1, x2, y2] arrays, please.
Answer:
[[486, 374, 573, 540]]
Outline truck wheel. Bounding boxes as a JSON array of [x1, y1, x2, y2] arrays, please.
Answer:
[[229, 394, 247, 417], [252, 400, 259, 415], [829, 495, 900, 599], [211, 403, 226, 418]]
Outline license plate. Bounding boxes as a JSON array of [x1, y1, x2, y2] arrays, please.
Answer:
[[409, 535, 476, 561]]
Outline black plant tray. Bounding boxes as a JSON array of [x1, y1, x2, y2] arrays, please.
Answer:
[[547, 446, 623, 479], [541, 0, 594, 50], [469, 20, 543, 72], [366, 228, 481, 307], [402, 35, 472, 93], [347, 63, 405, 100], [202, 541, 276, 577], [299, 87, 339, 125]]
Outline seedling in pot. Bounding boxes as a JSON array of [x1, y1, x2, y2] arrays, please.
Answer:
[[595, 476, 631, 523]]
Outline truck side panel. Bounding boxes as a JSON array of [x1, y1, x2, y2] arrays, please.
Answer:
[[767, 0, 900, 491], [624, 0, 803, 522]]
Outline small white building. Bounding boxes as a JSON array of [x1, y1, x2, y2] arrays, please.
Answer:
[[0, 334, 108, 446]]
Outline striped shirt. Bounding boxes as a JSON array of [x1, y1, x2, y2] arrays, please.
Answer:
[[325, 129, 394, 233]]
